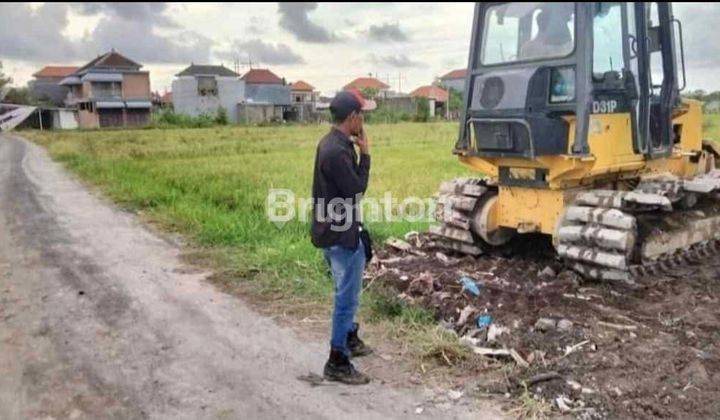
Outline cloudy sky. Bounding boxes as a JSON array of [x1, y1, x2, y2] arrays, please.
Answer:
[[1, 3, 719, 96]]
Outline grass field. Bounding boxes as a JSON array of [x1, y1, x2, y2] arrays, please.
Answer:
[[25, 114, 720, 297], [704, 113, 720, 140], [25, 122, 470, 304], [23, 114, 720, 375]]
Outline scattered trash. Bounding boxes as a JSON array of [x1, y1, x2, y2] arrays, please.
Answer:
[[386, 236, 426, 256], [534, 317, 557, 332], [563, 340, 590, 357], [407, 272, 436, 296], [386, 237, 413, 252], [456, 305, 476, 326], [368, 230, 720, 418], [414, 406, 424, 415], [565, 379, 596, 395], [597, 321, 638, 331], [459, 276, 481, 296], [557, 319, 573, 331], [476, 314, 492, 329], [472, 347, 529, 367], [448, 389, 464, 400], [404, 231, 420, 241], [377, 256, 405, 265], [435, 252, 457, 266], [538, 266, 556, 278], [555, 396, 574, 413], [566, 380, 583, 391], [563, 293, 591, 301], [459, 335, 480, 348], [431, 292, 453, 309], [487, 323, 508, 342]]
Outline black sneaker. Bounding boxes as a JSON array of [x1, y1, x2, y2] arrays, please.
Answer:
[[323, 349, 371, 385], [348, 323, 374, 358]]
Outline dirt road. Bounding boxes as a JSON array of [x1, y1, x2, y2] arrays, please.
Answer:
[[0, 134, 504, 420]]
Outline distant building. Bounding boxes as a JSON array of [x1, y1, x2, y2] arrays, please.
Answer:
[[290, 80, 317, 104], [29, 66, 79, 106], [290, 80, 318, 121], [439, 69, 467, 95], [60, 50, 152, 128], [239, 68, 292, 123], [172, 64, 243, 123], [410, 85, 449, 118], [344, 77, 390, 98]]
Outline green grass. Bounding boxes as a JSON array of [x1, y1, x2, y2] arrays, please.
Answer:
[[703, 113, 720, 140], [24, 122, 470, 304], [24, 113, 719, 302]]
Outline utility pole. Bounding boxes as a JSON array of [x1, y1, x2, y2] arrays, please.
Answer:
[[233, 57, 240, 75]]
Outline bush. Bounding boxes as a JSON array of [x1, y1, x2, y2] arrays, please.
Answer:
[[414, 98, 430, 122], [152, 109, 217, 128], [365, 105, 411, 124], [215, 107, 228, 125]]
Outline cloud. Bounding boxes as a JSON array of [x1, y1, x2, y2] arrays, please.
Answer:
[[0, 3, 80, 62], [367, 22, 409, 42], [76, 2, 210, 63], [0, 2, 212, 65], [674, 3, 720, 69], [247, 16, 266, 34], [367, 53, 423, 68], [217, 40, 305, 65], [277, 3, 337, 43], [88, 19, 213, 64], [73, 3, 177, 27]]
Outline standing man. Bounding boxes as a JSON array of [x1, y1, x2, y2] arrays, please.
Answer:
[[311, 89, 375, 385]]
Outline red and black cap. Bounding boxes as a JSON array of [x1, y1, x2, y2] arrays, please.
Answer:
[[330, 88, 377, 121]]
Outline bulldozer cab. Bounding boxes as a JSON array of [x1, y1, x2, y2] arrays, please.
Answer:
[[456, 2, 686, 161]]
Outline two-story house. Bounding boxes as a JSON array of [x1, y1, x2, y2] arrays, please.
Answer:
[[290, 80, 317, 104], [172, 64, 243, 123], [60, 50, 151, 128]]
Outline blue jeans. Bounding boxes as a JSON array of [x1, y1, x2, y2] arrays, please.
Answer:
[[323, 239, 366, 357]]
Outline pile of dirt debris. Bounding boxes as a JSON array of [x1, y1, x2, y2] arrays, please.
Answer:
[[368, 232, 720, 419]]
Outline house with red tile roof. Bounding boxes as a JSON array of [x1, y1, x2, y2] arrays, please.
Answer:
[[59, 50, 152, 128], [241, 68, 284, 85], [343, 77, 390, 98], [238, 68, 293, 123], [290, 80, 316, 104], [410, 85, 450, 119], [410, 85, 449, 103], [33, 66, 79, 80], [439, 68, 467, 94], [240, 68, 291, 105]]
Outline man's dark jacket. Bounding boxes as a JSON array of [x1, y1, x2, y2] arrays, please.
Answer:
[[311, 128, 370, 249]]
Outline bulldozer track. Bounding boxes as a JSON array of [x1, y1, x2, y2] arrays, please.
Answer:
[[431, 170, 720, 284], [430, 178, 491, 256], [558, 170, 720, 283]]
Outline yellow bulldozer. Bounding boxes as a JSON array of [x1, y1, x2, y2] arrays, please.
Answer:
[[433, 2, 720, 282]]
